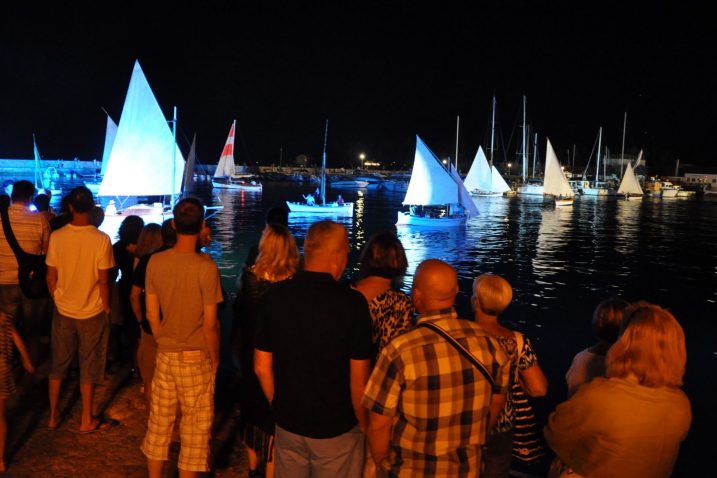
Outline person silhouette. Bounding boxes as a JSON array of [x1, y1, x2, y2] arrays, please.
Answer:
[[336, 195, 344, 206]]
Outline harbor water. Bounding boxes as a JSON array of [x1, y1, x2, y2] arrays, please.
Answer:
[[11, 178, 717, 474]]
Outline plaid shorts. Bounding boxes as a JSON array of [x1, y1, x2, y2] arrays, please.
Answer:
[[141, 350, 215, 472]]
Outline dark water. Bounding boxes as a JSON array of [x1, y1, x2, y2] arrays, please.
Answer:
[[27, 178, 717, 474], [198, 181, 714, 475]]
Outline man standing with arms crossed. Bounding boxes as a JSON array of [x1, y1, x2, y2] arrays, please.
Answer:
[[254, 220, 372, 478], [141, 198, 223, 478], [45, 186, 115, 433], [363, 259, 510, 477]]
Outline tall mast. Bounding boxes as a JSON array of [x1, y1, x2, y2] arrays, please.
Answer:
[[620, 111, 627, 177], [489, 95, 496, 167], [596, 126, 603, 183], [532, 132, 538, 178], [321, 119, 328, 206], [455, 115, 460, 170], [521, 95, 527, 182], [171, 106, 177, 207]]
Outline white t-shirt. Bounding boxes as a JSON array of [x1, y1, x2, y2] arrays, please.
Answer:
[[46, 224, 115, 319]]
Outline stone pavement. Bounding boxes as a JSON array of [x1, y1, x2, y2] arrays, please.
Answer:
[[4, 358, 251, 477]]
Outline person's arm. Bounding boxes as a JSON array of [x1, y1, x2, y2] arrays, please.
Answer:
[[366, 410, 393, 467], [202, 302, 220, 372], [350, 358, 371, 431], [488, 392, 507, 430], [130, 285, 143, 324], [46, 265, 58, 297], [254, 349, 274, 402], [11, 325, 34, 374], [98, 268, 111, 315], [521, 363, 548, 397], [146, 292, 161, 336]]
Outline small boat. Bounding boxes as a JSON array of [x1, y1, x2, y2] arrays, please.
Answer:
[[396, 135, 477, 227], [286, 120, 353, 216], [98, 60, 187, 237], [32, 136, 62, 196], [676, 189, 696, 198], [464, 145, 511, 196], [211, 121, 263, 192], [616, 153, 644, 200], [581, 127, 617, 196], [543, 139, 575, 207], [329, 177, 369, 189], [659, 180, 680, 198]]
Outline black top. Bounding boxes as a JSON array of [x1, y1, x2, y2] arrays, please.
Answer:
[[255, 270, 372, 439]]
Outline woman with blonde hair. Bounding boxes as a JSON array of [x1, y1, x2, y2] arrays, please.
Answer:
[[545, 302, 692, 478], [472, 273, 548, 478], [234, 223, 300, 478]]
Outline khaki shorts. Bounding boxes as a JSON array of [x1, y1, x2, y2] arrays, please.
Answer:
[[49, 309, 109, 384]]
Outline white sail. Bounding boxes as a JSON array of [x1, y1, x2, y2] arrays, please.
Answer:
[[617, 156, 643, 196], [449, 165, 479, 215], [214, 120, 236, 178], [490, 165, 511, 193], [100, 115, 118, 176], [464, 146, 492, 192], [543, 139, 574, 197], [99, 61, 185, 197], [183, 133, 197, 193], [403, 136, 460, 206]]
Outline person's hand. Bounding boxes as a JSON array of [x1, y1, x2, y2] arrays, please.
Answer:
[[22, 356, 35, 374]]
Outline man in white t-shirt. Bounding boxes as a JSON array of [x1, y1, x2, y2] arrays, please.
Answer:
[[45, 186, 116, 433]]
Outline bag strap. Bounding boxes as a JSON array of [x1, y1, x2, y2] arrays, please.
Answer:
[[419, 321, 497, 391], [0, 205, 27, 260]]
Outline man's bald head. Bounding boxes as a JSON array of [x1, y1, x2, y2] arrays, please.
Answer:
[[412, 259, 458, 313], [303, 220, 349, 280]]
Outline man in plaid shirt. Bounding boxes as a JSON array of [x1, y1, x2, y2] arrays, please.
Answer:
[[363, 259, 510, 477]]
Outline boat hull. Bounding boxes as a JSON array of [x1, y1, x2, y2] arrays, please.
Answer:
[[100, 203, 172, 240], [554, 198, 574, 207], [396, 211, 467, 227], [212, 180, 263, 191], [661, 188, 679, 198], [470, 189, 503, 197], [518, 184, 544, 195], [286, 201, 354, 215], [329, 180, 369, 189]]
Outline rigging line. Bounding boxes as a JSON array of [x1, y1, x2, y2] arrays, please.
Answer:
[[580, 132, 600, 178]]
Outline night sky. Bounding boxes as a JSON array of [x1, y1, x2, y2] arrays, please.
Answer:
[[1, 2, 714, 174]]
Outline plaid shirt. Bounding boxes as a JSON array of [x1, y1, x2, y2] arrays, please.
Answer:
[[363, 308, 510, 476]]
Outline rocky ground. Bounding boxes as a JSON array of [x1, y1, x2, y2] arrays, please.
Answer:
[[4, 357, 251, 477]]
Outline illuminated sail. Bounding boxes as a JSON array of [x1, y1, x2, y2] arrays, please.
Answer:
[[99, 60, 185, 197], [490, 165, 511, 193], [617, 154, 643, 196], [542, 139, 574, 197], [403, 136, 460, 206], [214, 121, 236, 178], [449, 164, 479, 214], [464, 146, 492, 192], [100, 114, 117, 176]]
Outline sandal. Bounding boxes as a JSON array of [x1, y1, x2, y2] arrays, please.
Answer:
[[77, 417, 119, 434]]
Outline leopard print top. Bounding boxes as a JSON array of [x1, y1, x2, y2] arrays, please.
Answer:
[[368, 289, 415, 360]]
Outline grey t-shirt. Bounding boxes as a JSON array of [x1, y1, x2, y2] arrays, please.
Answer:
[[146, 249, 223, 353]]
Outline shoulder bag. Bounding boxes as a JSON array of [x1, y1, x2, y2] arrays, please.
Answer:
[[0, 205, 49, 299]]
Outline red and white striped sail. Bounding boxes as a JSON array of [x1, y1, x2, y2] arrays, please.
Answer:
[[214, 120, 236, 178]]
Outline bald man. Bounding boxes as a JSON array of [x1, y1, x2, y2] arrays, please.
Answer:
[[363, 259, 510, 477], [254, 220, 372, 478]]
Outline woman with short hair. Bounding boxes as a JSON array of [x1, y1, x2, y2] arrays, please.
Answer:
[[353, 230, 414, 361], [545, 302, 692, 478]]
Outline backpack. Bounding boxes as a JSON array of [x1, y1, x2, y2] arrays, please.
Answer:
[[0, 205, 49, 299]]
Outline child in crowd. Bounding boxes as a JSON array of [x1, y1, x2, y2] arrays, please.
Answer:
[[0, 311, 35, 472], [565, 297, 629, 397]]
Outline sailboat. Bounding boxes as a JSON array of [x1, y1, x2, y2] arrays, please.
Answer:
[[211, 121, 263, 191], [32, 136, 61, 197], [617, 151, 644, 200], [463, 146, 511, 196], [286, 120, 353, 215], [98, 60, 185, 235], [396, 135, 478, 227], [542, 139, 575, 207], [86, 114, 117, 195], [582, 127, 616, 196]]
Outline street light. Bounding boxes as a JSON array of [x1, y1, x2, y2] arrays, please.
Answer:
[[359, 153, 366, 169], [507, 162, 512, 176]]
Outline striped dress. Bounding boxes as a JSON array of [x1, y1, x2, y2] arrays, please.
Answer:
[[0, 316, 16, 399]]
